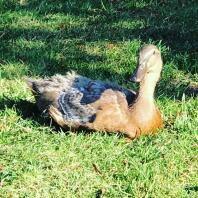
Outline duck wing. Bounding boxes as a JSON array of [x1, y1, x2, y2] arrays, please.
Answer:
[[26, 72, 136, 125], [57, 72, 136, 124]]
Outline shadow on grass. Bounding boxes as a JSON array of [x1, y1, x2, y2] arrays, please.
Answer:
[[0, 97, 131, 139], [0, 27, 107, 77], [0, 0, 197, 129], [185, 185, 198, 194], [1, 0, 197, 75], [0, 97, 62, 132], [0, 97, 47, 124]]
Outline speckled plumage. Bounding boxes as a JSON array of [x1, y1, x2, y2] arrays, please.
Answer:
[[26, 44, 163, 139], [26, 71, 136, 125]]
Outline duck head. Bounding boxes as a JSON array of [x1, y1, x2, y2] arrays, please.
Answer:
[[130, 44, 163, 84]]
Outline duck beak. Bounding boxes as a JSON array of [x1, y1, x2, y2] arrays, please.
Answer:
[[130, 64, 147, 83]]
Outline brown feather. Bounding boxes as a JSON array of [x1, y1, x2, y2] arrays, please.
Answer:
[[26, 44, 163, 139]]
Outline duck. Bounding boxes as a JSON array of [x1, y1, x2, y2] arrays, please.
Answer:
[[25, 44, 163, 139]]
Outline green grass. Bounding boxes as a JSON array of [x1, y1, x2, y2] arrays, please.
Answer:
[[0, 0, 198, 197]]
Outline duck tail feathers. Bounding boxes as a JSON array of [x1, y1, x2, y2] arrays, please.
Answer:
[[24, 77, 41, 94]]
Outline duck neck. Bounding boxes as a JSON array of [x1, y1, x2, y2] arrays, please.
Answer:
[[136, 78, 158, 103]]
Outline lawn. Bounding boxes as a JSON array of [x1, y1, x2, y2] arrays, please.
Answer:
[[0, 0, 198, 197]]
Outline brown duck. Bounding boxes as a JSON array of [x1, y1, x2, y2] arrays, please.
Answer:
[[26, 44, 163, 139]]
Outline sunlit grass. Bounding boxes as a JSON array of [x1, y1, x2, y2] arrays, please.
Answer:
[[0, 0, 198, 197]]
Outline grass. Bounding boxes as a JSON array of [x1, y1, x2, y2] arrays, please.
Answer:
[[0, 0, 198, 197]]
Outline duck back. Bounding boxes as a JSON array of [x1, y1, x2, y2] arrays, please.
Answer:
[[26, 72, 136, 125]]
